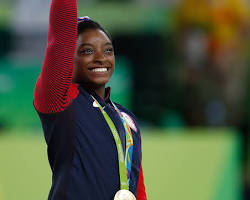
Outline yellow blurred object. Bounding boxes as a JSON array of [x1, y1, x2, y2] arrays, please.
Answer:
[[176, 0, 249, 29], [210, 0, 249, 45], [174, 0, 250, 126], [176, 0, 249, 55], [176, 0, 213, 27]]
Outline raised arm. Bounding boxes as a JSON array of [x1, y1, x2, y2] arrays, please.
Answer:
[[34, 0, 78, 113]]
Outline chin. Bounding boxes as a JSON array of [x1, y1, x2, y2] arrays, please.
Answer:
[[91, 78, 110, 88]]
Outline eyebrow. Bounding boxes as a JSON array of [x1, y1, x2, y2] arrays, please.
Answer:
[[79, 42, 113, 48]]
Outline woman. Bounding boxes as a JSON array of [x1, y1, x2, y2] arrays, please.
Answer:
[[34, 0, 147, 200]]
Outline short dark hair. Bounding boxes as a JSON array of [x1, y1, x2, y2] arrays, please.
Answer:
[[77, 20, 112, 41]]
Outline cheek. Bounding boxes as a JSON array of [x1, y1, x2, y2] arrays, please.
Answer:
[[75, 56, 91, 70], [110, 56, 115, 68], [73, 56, 88, 82]]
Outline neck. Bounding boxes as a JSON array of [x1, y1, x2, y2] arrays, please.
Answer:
[[94, 86, 106, 100], [82, 83, 106, 100]]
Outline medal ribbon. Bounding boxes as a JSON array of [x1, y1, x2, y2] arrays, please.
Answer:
[[91, 96, 133, 190], [111, 102, 134, 185]]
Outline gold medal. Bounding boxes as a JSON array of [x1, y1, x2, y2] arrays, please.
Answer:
[[114, 190, 136, 200]]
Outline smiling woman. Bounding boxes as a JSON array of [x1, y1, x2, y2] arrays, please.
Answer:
[[73, 28, 115, 97], [33, 1, 146, 200]]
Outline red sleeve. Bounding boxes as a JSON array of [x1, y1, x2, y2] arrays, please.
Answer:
[[34, 0, 78, 114], [137, 154, 147, 200]]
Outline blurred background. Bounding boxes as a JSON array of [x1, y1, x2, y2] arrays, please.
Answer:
[[0, 0, 249, 199]]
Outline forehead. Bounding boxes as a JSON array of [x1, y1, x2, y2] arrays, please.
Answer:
[[77, 29, 111, 45]]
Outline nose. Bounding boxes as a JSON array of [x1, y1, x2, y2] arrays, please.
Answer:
[[94, 50, 106, 63]]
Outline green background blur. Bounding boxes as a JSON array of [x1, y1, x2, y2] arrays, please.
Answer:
[[0, 0, 250, 199], [0, 129, 242, 200]]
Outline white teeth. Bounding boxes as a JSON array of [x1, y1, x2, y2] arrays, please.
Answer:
[[91, 68, 108, 72]]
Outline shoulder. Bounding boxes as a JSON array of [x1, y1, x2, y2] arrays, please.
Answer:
[[114, 102, 140, 134]]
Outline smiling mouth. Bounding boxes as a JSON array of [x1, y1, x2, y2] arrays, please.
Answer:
[[89, 67, 109, 72]]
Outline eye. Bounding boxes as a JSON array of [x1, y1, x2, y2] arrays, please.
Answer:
[[104, 47, 114, 54], [80, 48, 94, 55]]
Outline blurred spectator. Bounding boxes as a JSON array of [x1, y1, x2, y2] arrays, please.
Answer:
[[173, 0, 250, 198], [174, 0, 250, 127]]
